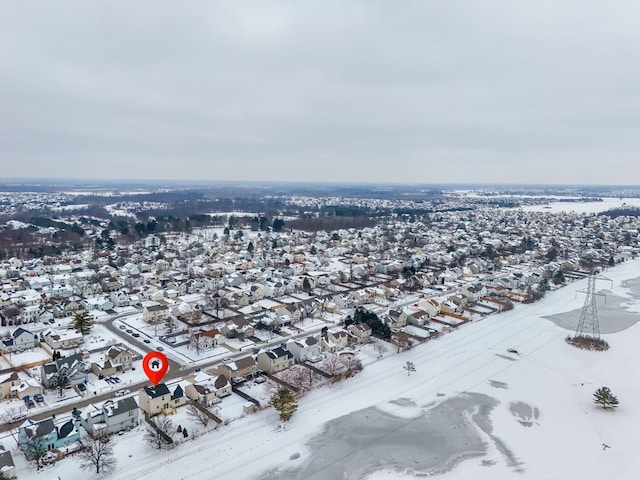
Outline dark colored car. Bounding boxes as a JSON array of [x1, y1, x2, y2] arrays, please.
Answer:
[[25, 399, 35, 408], [77, 383, 87, 392], [132, 333, 140, 338], [33, 393, 44, 403]]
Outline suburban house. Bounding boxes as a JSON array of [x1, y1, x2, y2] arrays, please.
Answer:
[[405, 308, 430, 327], [79, 397, 140, 437], [82, 296, 114, 312], [11, 377, 43, 400], [139, 383, 187, 416], [321, 329, 350, 353], [189, 329, 221, 350], [0, 442, 16, 479], [142, 303, 170, 324], [53, 298, 82, 318], [386, 309, 407, 328], [347, 323, 372, 344], [41, 353, 88, 389], [285, 336, 322, 362], [91, 346, 133, 377], [18, 417, 80, 458], [211, 356, 257, 380], [256, 347, 294, 373], [109, 290, 131, 307], [1, 327, 37, 353], [184, 373, 232, 406], [220, 317, 254, 340], [0, 372, 19, 400], [43, 329, 84, 350]]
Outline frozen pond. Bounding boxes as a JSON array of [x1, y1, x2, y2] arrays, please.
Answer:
[[257, 392, 522, 480]]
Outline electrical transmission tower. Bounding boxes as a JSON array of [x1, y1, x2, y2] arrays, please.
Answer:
[[567, 270, 612, 350]]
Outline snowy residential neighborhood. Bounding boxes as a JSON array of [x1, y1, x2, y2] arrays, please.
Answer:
[[0, 185, 639, 479]]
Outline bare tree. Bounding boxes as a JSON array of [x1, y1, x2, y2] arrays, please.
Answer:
[[2, 305, 21, 326], [54, 366, 72, 397], [186, 404, 211, 427], [144, 416, 174, 449], [373, 341, 387, 359], [76, 434, 117, 474], [281, 366, 309, 392], [322, 354, 343, 376], [188, 333, 206, 355], [394, 332, 413, 353], [340, 355, 362, 375], [21, 437, 48, 470], [403, 361, 416, 376]]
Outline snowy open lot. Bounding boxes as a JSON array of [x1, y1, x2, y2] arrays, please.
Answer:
[[6, 258, 640, 479]]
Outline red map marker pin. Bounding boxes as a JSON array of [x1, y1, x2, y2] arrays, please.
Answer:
[[143, 351, 169, 386]]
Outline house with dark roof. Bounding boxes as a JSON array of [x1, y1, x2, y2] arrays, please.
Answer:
[[138, 382, 187, 416], [91, 346, 133, 377], [142, 303, 170, 324], [285, 336, 321, 362], [256, 347, 294, 373], [0, 442, 16, 479], [18, 416, 80, 458], [79, 397, 140, 437], [40, 353, 88, 389], [1, 327, 37, 353], [211, 355, 257, 380], [185, 372, 231, 406]]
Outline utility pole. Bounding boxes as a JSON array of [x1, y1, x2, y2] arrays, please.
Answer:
[[567, 270, 612, 351]]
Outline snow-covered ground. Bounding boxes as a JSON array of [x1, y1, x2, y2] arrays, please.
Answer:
[[7, 257, 640, 479], [516, 196, 640, 214]]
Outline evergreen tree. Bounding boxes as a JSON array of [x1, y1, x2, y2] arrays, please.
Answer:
[[269, 388, 298, 422], [272, 218, 285, 232], [182, 428, 188, 438], [302, 277, 311, 293], [310, 245, 317, 255], [552, 270, 565, 285], [73, 310, 93, 335], [593, 386, 619, 409]]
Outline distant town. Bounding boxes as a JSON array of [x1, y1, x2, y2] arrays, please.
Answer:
[[1, 181, 639, 478]]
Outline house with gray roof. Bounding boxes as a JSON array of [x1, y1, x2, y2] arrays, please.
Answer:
[[0, 442, 16, 479], [41, 353, 88, 389], [79, 397, 140, 437], [18, 416, 80, 459]]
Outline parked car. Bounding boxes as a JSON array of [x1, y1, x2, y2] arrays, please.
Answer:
[[156, 346, 164, 351], [33, 393, 44, 403], [126, 329, 133, 334], [77, 383, 87, 392], [119, 325, 126, 330], [143, 339, 151, 344], [132, 332, 140, 338], [25, 399, 35, 408], [254, 375, 266, 384]]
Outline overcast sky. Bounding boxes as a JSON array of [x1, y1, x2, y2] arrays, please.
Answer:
[[1, 1, 639, 185]]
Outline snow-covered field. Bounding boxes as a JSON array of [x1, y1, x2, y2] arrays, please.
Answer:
[[8, 258, 640, 479]]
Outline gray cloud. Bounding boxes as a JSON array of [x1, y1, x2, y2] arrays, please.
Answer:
[[1, 1, 639, 184]]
